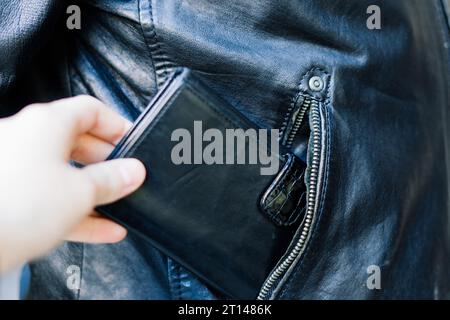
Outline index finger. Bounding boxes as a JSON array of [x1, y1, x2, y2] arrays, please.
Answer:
[[48, 95, 132, 145]]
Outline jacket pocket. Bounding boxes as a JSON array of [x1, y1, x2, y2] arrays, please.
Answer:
[[257, 69, 331, 300]]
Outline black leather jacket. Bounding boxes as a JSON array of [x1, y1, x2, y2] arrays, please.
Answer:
[[1, 0, 450, 299]]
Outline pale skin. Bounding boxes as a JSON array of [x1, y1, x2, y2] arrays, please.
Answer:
[[0, 95, 146, 274]]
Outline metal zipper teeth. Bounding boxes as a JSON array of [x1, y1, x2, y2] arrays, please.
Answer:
[[283, 97, 311, 148], [257, 99, 321, 300]]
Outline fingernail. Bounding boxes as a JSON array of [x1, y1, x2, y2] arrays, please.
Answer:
[[119, 159, 146, 190], [111, 224, 128, 242]]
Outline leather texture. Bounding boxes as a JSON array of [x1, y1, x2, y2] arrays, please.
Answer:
[[1, 0, 450, 299], [97, 68, 305, 299]]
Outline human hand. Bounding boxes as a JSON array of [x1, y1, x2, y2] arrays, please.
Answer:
[[0, 96, 146, 273]]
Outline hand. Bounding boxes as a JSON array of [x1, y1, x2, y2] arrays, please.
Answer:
[[0, 96, 146, 273]]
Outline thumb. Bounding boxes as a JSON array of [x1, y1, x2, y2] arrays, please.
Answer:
[[83, 158, 146, 205]]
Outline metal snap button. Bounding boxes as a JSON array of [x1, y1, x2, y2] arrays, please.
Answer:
[[308, 76, 324, 92]]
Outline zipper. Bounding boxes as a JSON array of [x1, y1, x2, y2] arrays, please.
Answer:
[[280, 95, 311, 148], [257, 98, 322, 299]]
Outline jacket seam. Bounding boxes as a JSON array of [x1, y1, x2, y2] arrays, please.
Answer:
[[138, 0, 175, 88], [137, 0, 158, 91]]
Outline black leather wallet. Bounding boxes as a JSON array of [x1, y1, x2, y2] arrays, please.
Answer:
[[97, 68, 307, 299]]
